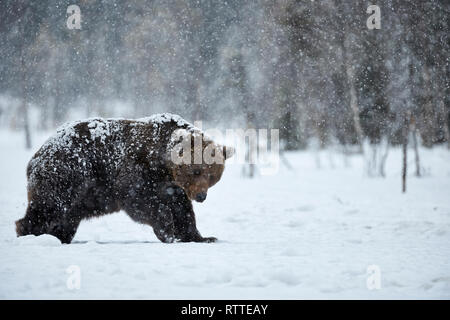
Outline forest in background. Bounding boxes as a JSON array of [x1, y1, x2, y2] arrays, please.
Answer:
[[0, 0, 448, 163]]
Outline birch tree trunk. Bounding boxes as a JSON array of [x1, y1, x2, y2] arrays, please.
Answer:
[[421, 66, 434, 148], [402, 114, 410, 193], [411, 119, 421, 177], [343, 40, 364, 153], [21, 48, 32, 150]]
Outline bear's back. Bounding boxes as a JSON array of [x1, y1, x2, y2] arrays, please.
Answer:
[[26, 114, 197, 184], [26, 119, 125, 191]]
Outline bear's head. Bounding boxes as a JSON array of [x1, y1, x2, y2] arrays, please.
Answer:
[[168, 130, 234, 202]]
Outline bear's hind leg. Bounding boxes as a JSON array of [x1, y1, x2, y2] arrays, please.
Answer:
[[16, 204, 49, 238], [16, 203, 81, 244], [46, 217, 81, 244], [46, 202, 87, 243]]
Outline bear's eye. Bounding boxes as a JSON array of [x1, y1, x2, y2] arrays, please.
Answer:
[[193, 169, 201, 176]]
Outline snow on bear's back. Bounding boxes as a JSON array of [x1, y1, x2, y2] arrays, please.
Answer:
[[40, 118, 114, 153], [44, 113, 194, 153], [26, 114, 197, 179], [27, 118, 119, 179], [137, 113, 193, 128]]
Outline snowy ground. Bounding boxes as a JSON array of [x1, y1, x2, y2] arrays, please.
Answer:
[[0, 130, 449, 299]]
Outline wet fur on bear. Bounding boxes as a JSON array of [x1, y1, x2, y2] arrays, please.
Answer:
[[15, 114, 232, 244]]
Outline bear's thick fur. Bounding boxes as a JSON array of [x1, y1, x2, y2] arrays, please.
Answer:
[[15, 113, 232, 244]]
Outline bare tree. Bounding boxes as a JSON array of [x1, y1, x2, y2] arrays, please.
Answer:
[[411, 118, 421, 177], [401, 114, 410, 193]]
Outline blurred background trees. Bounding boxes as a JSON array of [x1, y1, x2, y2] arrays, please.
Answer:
[[0, 0, 448, 156]]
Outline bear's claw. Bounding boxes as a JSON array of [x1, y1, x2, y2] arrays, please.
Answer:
[[201, 237, 217, 243]]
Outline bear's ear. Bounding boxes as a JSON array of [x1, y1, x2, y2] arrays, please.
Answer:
[[223, 146, 235, 160]]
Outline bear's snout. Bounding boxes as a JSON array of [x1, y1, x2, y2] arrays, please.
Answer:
[[195, 192, 207, 202]]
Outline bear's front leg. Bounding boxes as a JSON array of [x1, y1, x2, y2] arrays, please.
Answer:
[[152, 206, 176, 243], [122, 184, 216, 243], [168, 186, 217, 243], [124, 203, 176, 243]]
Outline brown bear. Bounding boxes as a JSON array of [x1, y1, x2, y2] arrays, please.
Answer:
[[15, 113, 233, 244]]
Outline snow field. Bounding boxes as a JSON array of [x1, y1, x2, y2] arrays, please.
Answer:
[[0, 131, 449, 299]]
